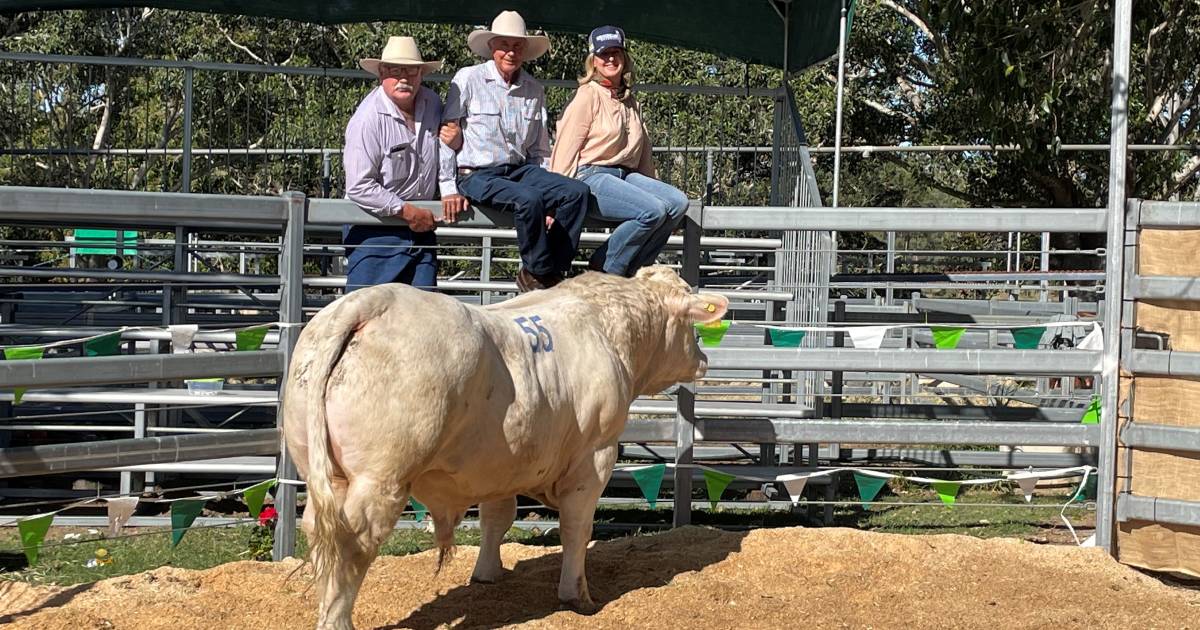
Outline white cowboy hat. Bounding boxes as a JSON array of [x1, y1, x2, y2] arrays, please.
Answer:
[[467, 11, 551, 61], [359, 36, 443, 77]]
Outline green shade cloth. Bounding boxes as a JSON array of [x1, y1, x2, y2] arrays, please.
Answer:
[[702, 469, 737, 509], [409, 498, 427, 522], [1080, 396, 1101, 425], [768, 328, 806, 348], [235, 325, 270, 351], [18, 513, 54, 565], [170, 499, 205, 547], [695, 321, 731, 347], [1011, 326, 1046, 349], [83, 331, 123, 357], [853, 472, 888, 510], [629, 464, 666, 509], [931, 481, 960, 506], [5, 345, 45, 405], [242, 479, 276, 519], [0, 1, 843, 71], [930, 326, 966, 349]]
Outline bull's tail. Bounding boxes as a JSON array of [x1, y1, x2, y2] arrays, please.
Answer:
[[295, 293, 390, 590]]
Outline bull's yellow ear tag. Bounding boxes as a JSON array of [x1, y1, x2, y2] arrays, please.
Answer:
[[704, 303, 716, 313]]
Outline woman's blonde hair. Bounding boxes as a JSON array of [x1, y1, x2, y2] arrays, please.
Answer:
[[578, 50, 636, 99]]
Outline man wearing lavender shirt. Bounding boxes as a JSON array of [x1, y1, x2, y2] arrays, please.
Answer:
[[342, 37, 468, 291]]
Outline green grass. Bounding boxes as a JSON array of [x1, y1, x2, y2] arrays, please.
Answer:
[[0, 490, 1091, 586]]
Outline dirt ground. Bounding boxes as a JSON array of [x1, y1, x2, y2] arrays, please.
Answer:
[[2, 526, 1197, 629]]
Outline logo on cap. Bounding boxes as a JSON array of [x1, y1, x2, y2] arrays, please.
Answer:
[[589, 26, 626, 54]]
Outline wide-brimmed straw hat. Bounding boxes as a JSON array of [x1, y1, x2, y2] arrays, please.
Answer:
[[467, 11, 551, 61], [359, 36, 443, 77]]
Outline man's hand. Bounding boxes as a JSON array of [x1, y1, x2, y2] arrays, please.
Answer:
[[441, 194, 469, 223], [401, 202, 437, 232], [439, 121, 463, 151]]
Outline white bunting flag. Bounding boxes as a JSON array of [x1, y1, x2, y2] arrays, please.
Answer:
[[779, 475, 810, 506], [1077, 323, 1103, 351], [170, 324, 199, 353], [848, 326, 890, 349], [1015, 476, 1039, 503], [106, 496, 139, 536]]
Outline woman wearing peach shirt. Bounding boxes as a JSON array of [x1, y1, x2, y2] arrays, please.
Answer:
[[549, 26, 689, 277]]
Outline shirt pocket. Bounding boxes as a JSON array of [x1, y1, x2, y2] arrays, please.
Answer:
[[519, 100, 543, 146], [466, 100, 503, 146], [384, 144, 413, 187]]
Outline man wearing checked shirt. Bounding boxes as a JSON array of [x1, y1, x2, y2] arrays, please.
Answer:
[[439, 10, 591, 292]]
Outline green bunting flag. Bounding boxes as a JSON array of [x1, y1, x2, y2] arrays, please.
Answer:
[[629, 464, 667, 509], [1080, 396, 1101, 425], [694, 321, 731, 347], [930, 326, 966, 350], [235, 325, 270, 351], [83, 331, 122, 357], [1011, 326, 1046, 350], [853, 472, 888, 510], [702, 469, 737, 509], [242, 479, 276, 519], [409, 498, 427, 522], [768, 328, 806, 348], [1073, 475, 1098, 503], [18, 512, 54, 565], [931, 481, 961, 507], [846, 0, 858, 38], [170, 499, 205, 547], [4, 346, 44, 405]]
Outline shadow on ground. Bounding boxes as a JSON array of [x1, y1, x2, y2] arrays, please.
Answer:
[[385, 525, 744, 629]]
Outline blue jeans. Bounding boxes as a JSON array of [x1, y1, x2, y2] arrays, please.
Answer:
[[577, 165, 689, 276], [457, 164, 590, 276], [342, 225, 437, 292]]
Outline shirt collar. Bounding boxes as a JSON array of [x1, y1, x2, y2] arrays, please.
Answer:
[[373, 85, 425, 121], [485, 60, 524, 88]]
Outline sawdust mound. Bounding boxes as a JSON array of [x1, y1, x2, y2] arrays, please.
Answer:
[[3, 527, 1197, 629]]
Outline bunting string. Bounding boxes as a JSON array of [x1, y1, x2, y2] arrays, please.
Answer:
[[0, 322, 305, 352], [5, 464, 1097, 565]]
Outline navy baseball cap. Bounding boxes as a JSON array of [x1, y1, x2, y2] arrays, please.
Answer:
[[589, 26, 626, 54]]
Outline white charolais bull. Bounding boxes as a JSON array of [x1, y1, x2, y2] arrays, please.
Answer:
[[282, 266, 729, 629]]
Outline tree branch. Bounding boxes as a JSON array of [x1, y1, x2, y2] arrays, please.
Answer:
[[878, 0, 950, 62], [219, 24, 267, 64], [861, 97, 919, 126]]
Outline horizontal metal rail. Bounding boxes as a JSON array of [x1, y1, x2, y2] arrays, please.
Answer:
[[0, 429, 279, 479], [1120, 422, 1200, 453], [1128, 275, 1200, 301], [1137, 201, 1200, 228], [1117, 494, 1200, 528], [0, 187, 287, 229], [702, 206, 1108, 233], [695, 418, 1101, 446], [704, 348, 1102, 375], [0, 51, 780, 97], [0, 266, 279, 285], [0, 351, 284, 389], [1127, 349, 1200, 378]]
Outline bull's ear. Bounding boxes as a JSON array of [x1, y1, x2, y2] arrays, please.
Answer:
[[677, 293, 729, 324]]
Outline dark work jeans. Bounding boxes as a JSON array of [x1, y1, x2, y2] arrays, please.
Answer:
[[457, 163, 591, 276]]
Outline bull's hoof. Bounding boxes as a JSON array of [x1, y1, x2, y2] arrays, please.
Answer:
[[559, 597, 599, 615], [469, 573, 500, 584]]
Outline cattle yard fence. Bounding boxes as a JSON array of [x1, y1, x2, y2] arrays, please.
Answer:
[[6, 187, 1197, 560]]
